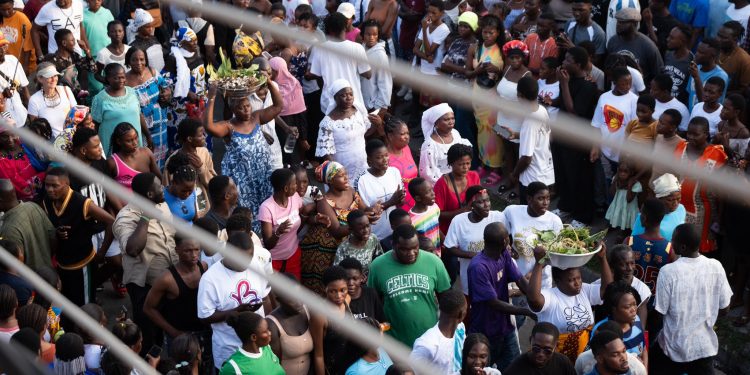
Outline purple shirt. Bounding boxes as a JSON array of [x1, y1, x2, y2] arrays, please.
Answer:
[[467, 250, 523, 338]]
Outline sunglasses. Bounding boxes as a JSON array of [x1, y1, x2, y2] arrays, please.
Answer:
[[531, 345, 554, 355]]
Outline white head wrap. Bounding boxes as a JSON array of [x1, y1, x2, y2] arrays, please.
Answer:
[[421, 103, 453, 139], [652, 173, 681, 198], [326, 79, 366, 116], [127, 9, 154, 43], [171, 27, 198, 98]]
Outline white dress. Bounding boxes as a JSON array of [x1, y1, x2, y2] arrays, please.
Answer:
[[418, 129, 472, 185], [315, 110, 371, 181]]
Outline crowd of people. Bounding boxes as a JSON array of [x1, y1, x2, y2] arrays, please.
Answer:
[[0, 0, 746, 373]]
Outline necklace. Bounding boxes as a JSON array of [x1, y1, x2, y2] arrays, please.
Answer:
[[43, 89, 60, 108]]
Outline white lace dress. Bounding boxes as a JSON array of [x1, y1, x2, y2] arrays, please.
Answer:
[[419, 129, 472, 185], [315, 110, 371, 181]]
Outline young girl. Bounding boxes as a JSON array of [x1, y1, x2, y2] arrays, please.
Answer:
[[414, 0, 451, 106], [605, 160, 643, 231], [338, 3, 361, 41], [221, 312, 285, 375], [365, 0, 398, 54], [95, 21, 130, 83], [468, 14, 505, 184], [164, 119, 216, 217], [333, 210, 384, 277], [310, 265, 354, 375], [460, 333, 501, 375], [625, 94, 658, 144], [591, 281, 647, 366], [537, 57, 559, 120], [107, 122, 162, 190]]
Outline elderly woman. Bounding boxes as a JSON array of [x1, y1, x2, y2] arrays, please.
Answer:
[[27, 63, 77, 137], [419, 103, 472, 185], [315, 79, 382, 182], [385, 115, 417, 209], [631, 173, 686, 240], [527, 245, 613, 363], [300, 161, 377, 295], [165, 27, 207, 149], [204, 81, 283, 232], [126, 46, 172, 168], [91, 63, 151, 156], [127, 9, 166, 72]]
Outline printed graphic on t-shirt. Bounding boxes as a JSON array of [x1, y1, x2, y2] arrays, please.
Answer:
[[230, 279, 261, 305], [385, 273, 429, 300], [50, 12, 81, 32], [603, 104, 625, 133], [564, 304, 592, 332]]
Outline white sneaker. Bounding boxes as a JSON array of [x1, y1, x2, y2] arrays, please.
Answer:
[[403, 89, 413, 101], [396, 86, 409, 97], [569, 220, 586, 229]]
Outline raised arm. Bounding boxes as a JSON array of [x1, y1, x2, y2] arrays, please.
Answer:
[[526, 247, 547, 312], [203, 84, 232, 138], [256, 82, 284, 124]]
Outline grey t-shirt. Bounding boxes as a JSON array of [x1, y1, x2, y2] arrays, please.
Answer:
[[564, 20, 607, 55], [606, 32, 664, 82], [663, 50, 694, 106]]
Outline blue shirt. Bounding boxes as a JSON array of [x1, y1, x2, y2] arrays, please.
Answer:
[[631, 204, 686, 241], [163, 188, 197, 223], [467, 250, 523, 338], [669, 0, 709, 28], [591, 317, 645, 356], [345, 347, 393, 375], [685, 66, 729, 112]]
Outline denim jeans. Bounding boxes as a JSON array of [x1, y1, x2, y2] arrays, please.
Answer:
[[489, 329, 521, 371]]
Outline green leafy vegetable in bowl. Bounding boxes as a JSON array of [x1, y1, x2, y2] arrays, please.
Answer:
[[530, 225, 607, 262]]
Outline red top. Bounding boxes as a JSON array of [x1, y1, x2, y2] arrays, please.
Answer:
[[434, 170, 481, 235]]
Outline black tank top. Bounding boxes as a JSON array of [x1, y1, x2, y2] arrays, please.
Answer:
[[161, 263, 206, 332]]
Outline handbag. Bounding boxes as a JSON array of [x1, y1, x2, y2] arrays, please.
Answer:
[[448, 173, 465, 207]]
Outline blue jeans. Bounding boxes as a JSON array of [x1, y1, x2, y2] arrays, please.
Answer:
[[489, 329, 521, 371]]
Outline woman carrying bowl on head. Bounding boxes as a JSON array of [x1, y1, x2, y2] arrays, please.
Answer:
[[527, 242, 613, 363]]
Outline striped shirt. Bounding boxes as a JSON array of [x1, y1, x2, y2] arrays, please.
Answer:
[[410, 204, 441, 253]]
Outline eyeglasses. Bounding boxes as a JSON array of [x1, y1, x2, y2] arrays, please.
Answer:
[[531, 345, 554, 355]]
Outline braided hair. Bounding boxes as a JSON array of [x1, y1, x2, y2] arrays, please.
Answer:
[[165, 151, 197, 184]]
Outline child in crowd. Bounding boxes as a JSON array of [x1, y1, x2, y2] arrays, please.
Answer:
[[605, 160, 643, 231], [408, 177, 441, 256], [334, 210, 384, 277], [626, 198, 675, 297], [690, 76, 725, 137], [650, 109, 684, 186], [626, 94, 658, 144], [380, 208, 411, 251], [0, 285, 19, 342], [523, 13, 557, 75], [337, 3, 361, 41], [339, 257, 385, 321], [537, 56, 560, 120]]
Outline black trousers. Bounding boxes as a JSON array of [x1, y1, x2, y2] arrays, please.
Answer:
[[553, 141, 594, 223], [126, 283, 162, 356], [58, 265, 92, 306], [650, 341, 715, 375]]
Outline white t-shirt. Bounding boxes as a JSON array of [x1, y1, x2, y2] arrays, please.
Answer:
[[575, 349, 648, 375], [34, 0, 84, 54], [197, 250, 273, 367], [27, 85, 77, 137], [610, 66, 646, 94], [410, 322, 465, 375], [535, 283, 603, 334], [655, 256, 732, 362], [537, 79, 560, 120], [591, 90, 638, 162], [727, 4, 750, 44], [309, 40, 370, 113], [690, 102, 723, 137], [503, 205, 561, 289], [249, 82, 283, 170], [518, 105, 554, 186], [416, 23, 450, 75], [444, 210, 506, 295], [0, 55, 28, 126], [593, 276, 651, 306], [96, 45, 130, 67], [357, 167, 402, 240], [654, 97, 690, 132]]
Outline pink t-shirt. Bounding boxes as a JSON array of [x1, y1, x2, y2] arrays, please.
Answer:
[[258, 194, 303, 260], [388, 145, 418, 210], [345, 27, 361, 42]]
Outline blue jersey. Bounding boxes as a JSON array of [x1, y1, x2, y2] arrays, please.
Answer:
[[627, 235, 672, 296]]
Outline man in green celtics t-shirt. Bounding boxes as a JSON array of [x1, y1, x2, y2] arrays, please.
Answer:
[[368, 224, 451, 347]]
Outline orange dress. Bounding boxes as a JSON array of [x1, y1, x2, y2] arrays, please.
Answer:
[[674, 141, 727, 252]]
